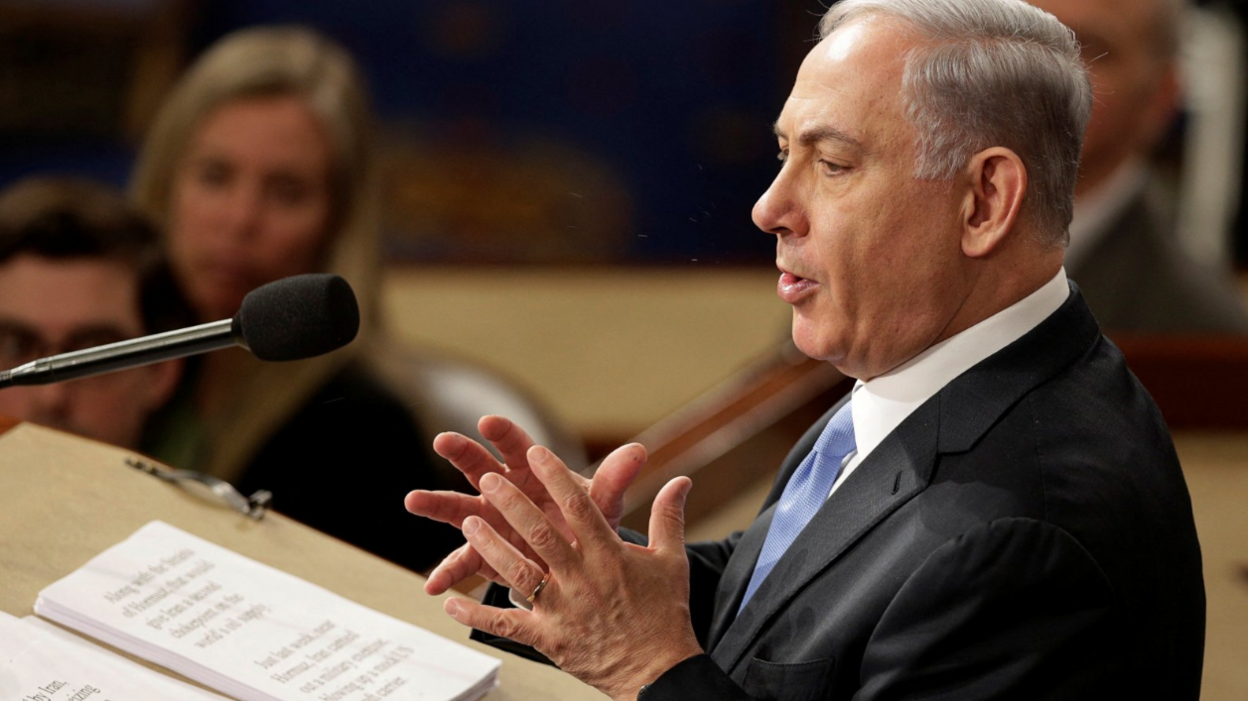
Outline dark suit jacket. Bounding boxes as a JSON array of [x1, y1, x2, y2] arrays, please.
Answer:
[[1070, 189, 1248, 335], [645, 284, 1205, 700], [477, 286, 1206, 700]]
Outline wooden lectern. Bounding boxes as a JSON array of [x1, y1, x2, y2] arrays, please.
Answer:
[[0, 418, 606, 700]]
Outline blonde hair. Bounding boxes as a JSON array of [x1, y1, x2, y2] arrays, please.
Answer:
[[133, 25, 380, 311], [131, 26, 385, 479]]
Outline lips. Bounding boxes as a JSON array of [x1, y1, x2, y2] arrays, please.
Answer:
[[777, 265, 819, 305], [197, 260, 259, 290]]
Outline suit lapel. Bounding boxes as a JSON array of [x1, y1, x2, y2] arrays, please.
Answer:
[[709, 399, 940, 671], [704, 283, 1103, 674], [705, 503, 774, 649], [704, 398, 848, 648]]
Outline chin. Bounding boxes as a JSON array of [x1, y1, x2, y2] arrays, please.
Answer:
[[195, 292, 246, 321], [791, 317, 870, 379], [791, 318, 844, 366]]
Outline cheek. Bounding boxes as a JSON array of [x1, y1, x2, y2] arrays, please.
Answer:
[[0, 390, 34, 415], [863, 210, 958, 311], [260, 208, 331, 271], [169, 181, 215, 257], [77, 375, 149, 418]]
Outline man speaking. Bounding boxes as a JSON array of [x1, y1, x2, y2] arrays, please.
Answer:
[[405, 0, 1206, 698]]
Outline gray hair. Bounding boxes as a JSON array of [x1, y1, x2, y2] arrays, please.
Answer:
[[821, 0, 1093, 245]]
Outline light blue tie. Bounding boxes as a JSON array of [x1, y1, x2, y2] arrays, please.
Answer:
[[739, 400, 856, 612]]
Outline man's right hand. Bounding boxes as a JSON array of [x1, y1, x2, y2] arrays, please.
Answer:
[[404, 415, 645, 595]]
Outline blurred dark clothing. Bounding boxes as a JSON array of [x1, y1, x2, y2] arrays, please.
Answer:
[[145, 361, 466, 573], [1071, 192, 1248, 335]]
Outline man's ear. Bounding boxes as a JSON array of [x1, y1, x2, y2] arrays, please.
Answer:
[[961, 147, 1027, 258], [141, 357, 183, 413]]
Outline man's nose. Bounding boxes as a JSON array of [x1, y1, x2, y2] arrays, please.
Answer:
[[752, 173, 803, 238], [32, 381, 71, 417]]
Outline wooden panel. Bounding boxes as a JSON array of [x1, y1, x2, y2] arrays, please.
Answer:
[[0, 423, 606, 700], [618, 332, 1248, 532], [1113, 334, 1248, 429], [0, 413, 20, 437], [1173, 432, 1248, 701], [614, 344, 850, 531]]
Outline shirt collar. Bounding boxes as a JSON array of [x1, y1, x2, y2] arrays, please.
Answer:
[[849, 268, 1070, 464]]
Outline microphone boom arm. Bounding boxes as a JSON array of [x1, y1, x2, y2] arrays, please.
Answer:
[[0, 319, 239, 389]]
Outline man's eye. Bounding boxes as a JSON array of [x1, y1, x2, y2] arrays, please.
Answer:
[[776, 148, 789, 163], [63, 330, 129, 354], [0, 330, 39, 365], [817, 159, 846, 176]]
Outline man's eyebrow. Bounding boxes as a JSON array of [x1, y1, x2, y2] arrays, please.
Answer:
[[772, 123, 862, 150], [65, 324, 131, 339]]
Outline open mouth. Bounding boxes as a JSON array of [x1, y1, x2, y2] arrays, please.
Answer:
[[777, 268, 818, 303]]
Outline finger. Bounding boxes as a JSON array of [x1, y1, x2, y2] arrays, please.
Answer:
[[404, 489, 482, 527], [462, 515, 547, 599], [479, 415, 537, 468], [424, 543, 496, 595], [588, 443, 647, 529], [648, 477, 693, 554], [424, 543, 477, 595], [444, 597, 536, 646], [408, 486, 551, 579], [479, 471, 578, 570], [478, 416, 545, 497], [527, 445, 618, 551], [432, 432, 505, 489]]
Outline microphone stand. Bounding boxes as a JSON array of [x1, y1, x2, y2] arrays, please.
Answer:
[[0, 319, 242, 388]]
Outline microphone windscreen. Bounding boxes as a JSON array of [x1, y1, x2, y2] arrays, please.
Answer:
[[234, 274, 360, 361]]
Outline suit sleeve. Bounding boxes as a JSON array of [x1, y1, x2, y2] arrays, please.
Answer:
[[685, 532, 742, 647], [643, 518, 1118, 701], [853, 517, 1117, 700]]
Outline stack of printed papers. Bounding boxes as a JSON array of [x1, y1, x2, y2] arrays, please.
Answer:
[[0, 610, 231, 700], [34, 521, 500, 701]]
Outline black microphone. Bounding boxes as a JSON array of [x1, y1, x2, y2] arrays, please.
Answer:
[[0, 273, 359, 389]]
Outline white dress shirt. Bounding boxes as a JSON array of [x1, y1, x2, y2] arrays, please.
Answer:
[[828, 268, 1070, 497]]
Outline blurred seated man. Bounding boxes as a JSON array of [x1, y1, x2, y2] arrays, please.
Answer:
[[0, 177, 182, 447], [1033, 0, 1248, 333]]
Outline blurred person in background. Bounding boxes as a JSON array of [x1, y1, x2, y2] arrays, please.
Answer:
[[130, 26, 465, 571], [1032, 0, 1248, 333], [0, 177, 183, 448]]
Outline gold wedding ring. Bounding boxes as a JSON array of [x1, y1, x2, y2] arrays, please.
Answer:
[[527, 575, 549, 603]]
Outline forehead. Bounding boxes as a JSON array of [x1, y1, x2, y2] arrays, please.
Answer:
[[188, 95, 332, 173], [776, 17, 916, 151], [0, 256, 143, 334]]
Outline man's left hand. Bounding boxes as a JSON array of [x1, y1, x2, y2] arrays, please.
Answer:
[[442, 444, 704, 700]]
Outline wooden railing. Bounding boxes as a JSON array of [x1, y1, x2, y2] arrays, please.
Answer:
[[613, 343, 850, 532], [612, 333, 1248, 531]]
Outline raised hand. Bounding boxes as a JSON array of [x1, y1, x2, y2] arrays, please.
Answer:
[[404, 415, 643, 595], [443, 444, 703, 700]]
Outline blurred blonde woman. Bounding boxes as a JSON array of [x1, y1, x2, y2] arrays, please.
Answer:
[[132, 26, 462, 571]]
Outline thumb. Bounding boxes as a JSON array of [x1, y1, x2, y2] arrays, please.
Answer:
[[648, 477, 692, 553], [590, 442, 647, 527]]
